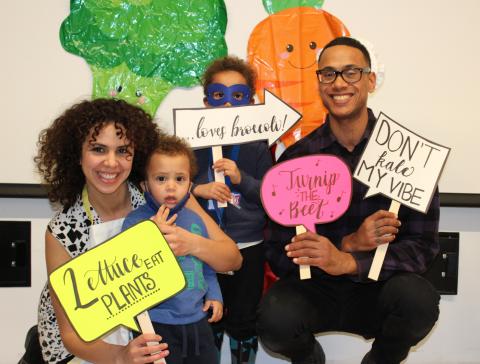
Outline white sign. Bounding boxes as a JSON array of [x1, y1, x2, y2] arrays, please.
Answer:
[[173, 90, 302, 149], [354, 112, 450, 213]]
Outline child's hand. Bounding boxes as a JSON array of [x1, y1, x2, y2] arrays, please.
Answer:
[[151, 205, 177, 226], [193, 182, 231, 203], [213, 158, 242, 185], [203, 300, 223, 323]]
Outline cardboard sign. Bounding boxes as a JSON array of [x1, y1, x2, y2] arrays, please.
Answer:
[[49, 220, 186, 342], [173, 89, 302, 149], [354, 112, 450, 213], [261, 155, 352, 232]]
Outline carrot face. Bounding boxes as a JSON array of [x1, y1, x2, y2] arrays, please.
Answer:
[[248, 7, 349, 148]]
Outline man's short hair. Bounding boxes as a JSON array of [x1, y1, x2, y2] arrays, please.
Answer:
[[318, 37, 371, 68]]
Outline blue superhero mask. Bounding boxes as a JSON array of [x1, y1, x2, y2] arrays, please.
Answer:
[[206, 83, 252, 106]]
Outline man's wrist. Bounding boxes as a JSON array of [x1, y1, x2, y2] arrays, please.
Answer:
[[341, 233, 354, 252], [342, 252, 358, 275]]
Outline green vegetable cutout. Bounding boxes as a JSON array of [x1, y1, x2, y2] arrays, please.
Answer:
[[60, 0, 228, 115]]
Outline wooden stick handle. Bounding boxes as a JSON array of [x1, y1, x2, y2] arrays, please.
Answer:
[[212, 146, 227, 208], [137, 311, 166, 364], [296, 225, 311, 280], [368, 200, 401, 281]]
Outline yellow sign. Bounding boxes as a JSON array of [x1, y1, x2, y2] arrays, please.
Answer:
[[49, 220, 185, 342]]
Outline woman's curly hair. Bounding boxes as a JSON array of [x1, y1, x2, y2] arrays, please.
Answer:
[[35, 98, 163, 208]]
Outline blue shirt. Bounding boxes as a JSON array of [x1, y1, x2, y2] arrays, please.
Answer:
[[193, 141, 272, 243], [122, 193, 222, 324]]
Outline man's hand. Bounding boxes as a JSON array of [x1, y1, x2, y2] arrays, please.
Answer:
[[342, 210, 401, 253], [193, 182, 231, 203], [213, 158, 242, 185], [286, 231, 357, 276]]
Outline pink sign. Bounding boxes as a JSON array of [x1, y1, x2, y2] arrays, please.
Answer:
[[261, 155, 352, 232]]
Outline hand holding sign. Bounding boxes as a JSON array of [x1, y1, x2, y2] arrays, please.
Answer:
[[49, 220, 186, 343], [261, 155, 352, 279], [212, 145, 228, 208], [354, 112, 450, 280], [174, 89, 302, 208]]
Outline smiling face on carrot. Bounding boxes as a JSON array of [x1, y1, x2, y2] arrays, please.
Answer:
[[248, 7, 349, 147]]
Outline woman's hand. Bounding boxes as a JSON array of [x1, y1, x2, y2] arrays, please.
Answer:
[[157, 224, 196, 257], [182, 194, 242, 272], [151, 205, 196, 255], [115, 333, 169, 364]]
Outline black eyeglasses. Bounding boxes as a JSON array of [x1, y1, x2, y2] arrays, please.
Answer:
[[316, 67, 371, 84]]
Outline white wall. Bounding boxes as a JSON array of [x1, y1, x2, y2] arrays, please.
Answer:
[[0, 198, 51, 363], [2, 0, 480, 194], [2, 1, 480, 363], [1, 201, 479, 364]]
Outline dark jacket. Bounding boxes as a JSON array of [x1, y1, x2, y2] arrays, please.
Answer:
[[194, 141, 273, 244]]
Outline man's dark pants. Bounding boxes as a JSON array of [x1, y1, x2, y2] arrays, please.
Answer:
[[257, 272, 440, 364]]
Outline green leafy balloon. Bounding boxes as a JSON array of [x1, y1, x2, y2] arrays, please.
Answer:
[[60, 0, 228, 115], [91, 64, 174, 117], [262, 0, 324, 14]]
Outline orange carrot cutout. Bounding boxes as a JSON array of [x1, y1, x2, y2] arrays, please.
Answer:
[[247, 3, 349, 148]]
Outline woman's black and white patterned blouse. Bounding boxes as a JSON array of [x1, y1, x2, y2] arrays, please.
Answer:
[[37, 183, 144, 363]]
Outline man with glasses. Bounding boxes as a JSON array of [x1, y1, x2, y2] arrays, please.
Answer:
[[257, 37, 440, 364]]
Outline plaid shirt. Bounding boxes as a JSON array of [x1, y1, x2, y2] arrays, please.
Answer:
[[265, 109, 440, 282]]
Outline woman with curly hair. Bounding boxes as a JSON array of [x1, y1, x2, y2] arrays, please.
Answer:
[[35, 98, 241, 364]]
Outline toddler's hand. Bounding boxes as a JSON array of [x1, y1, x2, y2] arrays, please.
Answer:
[[151, 205, 177, 226], [203, 300, 223, 323]]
